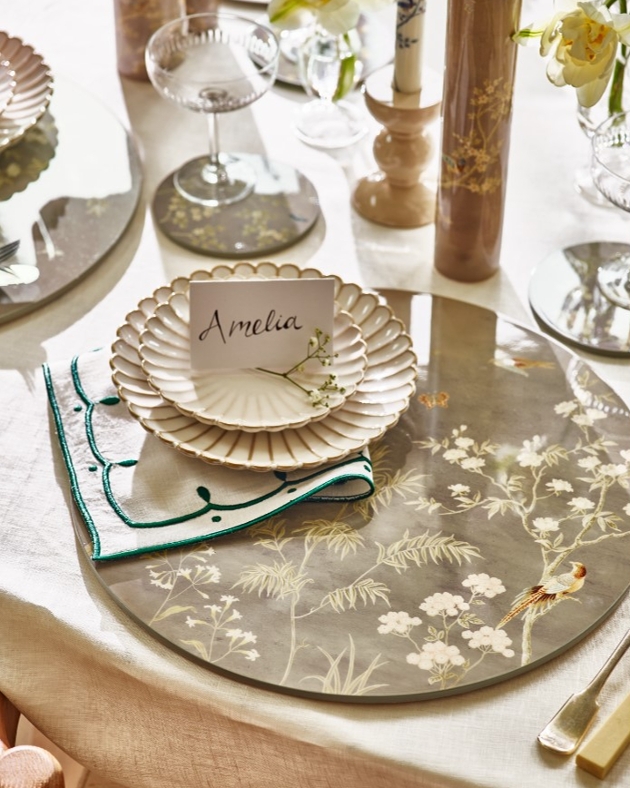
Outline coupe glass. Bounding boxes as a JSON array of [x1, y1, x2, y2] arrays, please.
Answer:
[[146, 12, 280, 207], [591, 111, 630, 308]]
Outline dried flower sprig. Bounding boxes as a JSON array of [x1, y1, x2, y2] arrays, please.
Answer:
[[257, 328, 346, 408]]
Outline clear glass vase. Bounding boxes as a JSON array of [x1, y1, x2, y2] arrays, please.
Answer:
[[577, 105, 625, 204], [294, 26, 367, 149]]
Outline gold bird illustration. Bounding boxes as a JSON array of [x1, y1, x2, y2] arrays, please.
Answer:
[[497, 562, 587, 628]]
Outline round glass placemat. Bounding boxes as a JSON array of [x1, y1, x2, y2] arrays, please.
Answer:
[[529, 241, 630, 357], [80, 294, 630, 703], [0, 76, 142, 324], [152, 154, 320, 258]]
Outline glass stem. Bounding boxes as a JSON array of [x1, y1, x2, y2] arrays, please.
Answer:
[[204, 112, 229, 185]]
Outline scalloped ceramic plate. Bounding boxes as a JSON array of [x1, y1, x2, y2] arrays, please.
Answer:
[[139, 297, 368, 432], [0, 32, 53, 150], [0, 61, 16, 115], [110, 263, 417, 471]]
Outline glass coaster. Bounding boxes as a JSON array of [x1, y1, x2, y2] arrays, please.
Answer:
[[528, 241, 630, 357], [152, 154, 321, 258]]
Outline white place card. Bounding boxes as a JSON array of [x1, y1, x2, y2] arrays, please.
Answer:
[[189, 278, 335, 370]]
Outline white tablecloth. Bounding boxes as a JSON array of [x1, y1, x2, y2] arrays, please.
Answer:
[[2, 1, 630, 786]]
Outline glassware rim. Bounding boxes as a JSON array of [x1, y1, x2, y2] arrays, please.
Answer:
[[591, 109, 630, 186], [145, 11, 280, 81]]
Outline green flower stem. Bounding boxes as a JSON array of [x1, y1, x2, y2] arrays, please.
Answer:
[[608, 0, 628, 116], [268, 0, 303, 25], [333, 33, 356, 101], [256, 366, 313, 398], [256, 330, 342, 407]]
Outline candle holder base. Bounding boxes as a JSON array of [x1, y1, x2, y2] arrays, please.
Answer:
[[352, 66, 441, 229], [353, 175, 436, 228]]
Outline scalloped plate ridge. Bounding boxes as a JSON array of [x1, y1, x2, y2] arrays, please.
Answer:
[[139, 297, 368, 432], [110, 262, 417, 471], [0, 32, 54, 150]]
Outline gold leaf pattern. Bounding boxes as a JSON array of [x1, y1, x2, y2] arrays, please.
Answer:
[[440, 77, 514, 194]]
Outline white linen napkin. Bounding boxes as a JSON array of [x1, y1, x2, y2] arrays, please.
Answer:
[[43, 349, 374, 561]]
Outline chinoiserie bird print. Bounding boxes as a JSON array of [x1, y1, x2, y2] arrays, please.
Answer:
[[497, 562, 587, 628]]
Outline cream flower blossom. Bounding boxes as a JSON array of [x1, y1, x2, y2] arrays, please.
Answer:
[[443, 448, 468, 463], [569, 496, 596, 510], [599, 462, 628, 478], [517, 436, 546, 469], [461, 457, 486, 471], [448, 483, 470, 496], [572, 412, 599, 427], [515, 1, 630, 107], [268, 0, 391, 36], [461, 573, 506, 598], [517, 448, 544, 468], [546, 478, 574, 493], [377, 610, 422, 635], [533, 516, 561, 532], [406, 641, 466, 670], [462, 626, 515, 658], [578, 456, 602, 470], [420, 592, 470, 617], [555, 400, 579, 416]]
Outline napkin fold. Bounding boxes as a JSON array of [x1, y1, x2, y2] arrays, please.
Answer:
[[43, 349, 374, 561]]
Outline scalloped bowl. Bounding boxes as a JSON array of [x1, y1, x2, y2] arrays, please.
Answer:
[[0, 32, 54, 150]]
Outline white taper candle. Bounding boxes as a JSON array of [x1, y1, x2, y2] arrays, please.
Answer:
[[393, 0, 426, 94]]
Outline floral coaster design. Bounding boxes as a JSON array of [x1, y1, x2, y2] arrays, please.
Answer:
[[152, 156, 320, 258]]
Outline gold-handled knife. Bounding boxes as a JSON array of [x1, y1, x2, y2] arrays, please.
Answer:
[[537, 626, 630, 754]]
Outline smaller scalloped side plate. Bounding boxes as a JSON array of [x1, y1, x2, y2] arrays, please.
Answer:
[[139, 296, 368, 432]]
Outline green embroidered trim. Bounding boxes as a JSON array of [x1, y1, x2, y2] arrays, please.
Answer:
[[94, 463, 373, 561], [43, 356, 374, 561], [42, 362, 102, 557]]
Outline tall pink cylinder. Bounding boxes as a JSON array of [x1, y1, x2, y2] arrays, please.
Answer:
[[434, 0, 522, 282]]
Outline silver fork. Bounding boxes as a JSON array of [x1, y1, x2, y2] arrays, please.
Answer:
[[537, 626, 630, 754], [0, 239, 19, 263]]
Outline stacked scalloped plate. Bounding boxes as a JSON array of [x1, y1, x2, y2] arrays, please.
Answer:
[[140, 297, 369, 432], [110, 262, 418, 472], [0, 32, 54, 150]]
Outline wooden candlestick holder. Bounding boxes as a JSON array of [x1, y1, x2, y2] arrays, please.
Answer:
[[352, 66, 441, 228]]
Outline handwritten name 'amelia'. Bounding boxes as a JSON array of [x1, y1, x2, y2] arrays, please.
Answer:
[[199, 308, 303, 344]]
